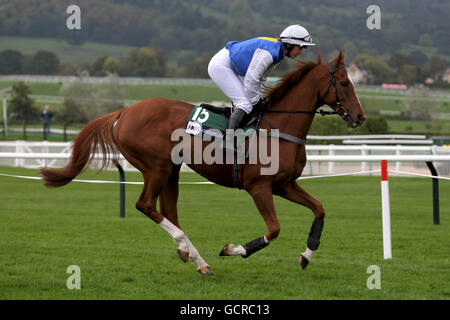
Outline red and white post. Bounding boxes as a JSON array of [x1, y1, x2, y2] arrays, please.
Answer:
[[381, 160, 392, 259]]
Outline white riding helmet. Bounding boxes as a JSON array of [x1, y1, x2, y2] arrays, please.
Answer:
[[280, 24, 315, 47]]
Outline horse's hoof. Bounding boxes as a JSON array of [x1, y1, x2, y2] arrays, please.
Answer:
[[198, 266, 214, 276], [219, 244, 232, 256], [299, 254, 310, 270], [177, 249, 189, 263]]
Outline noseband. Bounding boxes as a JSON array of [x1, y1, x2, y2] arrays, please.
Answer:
[[322, 60, 354, 126]]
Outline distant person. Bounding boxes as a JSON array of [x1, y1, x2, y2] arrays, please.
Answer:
[[208, 24, 315, 131], [41, 105, 53, 140]]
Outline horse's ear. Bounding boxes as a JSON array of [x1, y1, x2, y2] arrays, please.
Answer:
[[333, 50, 345, 68], [338, 50, 345, 64], [315, 46, 322, 64]]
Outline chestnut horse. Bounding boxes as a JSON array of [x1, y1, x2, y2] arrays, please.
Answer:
[[40, 49, 365, 275]]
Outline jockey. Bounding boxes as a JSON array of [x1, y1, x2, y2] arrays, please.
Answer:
[[208, 24, 316, 132]]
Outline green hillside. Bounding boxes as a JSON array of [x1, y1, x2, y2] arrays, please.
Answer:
[[0, 36, 137, 65], [0, 0, 449, 84]]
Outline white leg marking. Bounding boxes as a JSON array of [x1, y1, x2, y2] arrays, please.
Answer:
[[159, 218, 183, 239], [225, 244, 247, 256], [159, 218, 209, 269], [184, 237, 209, 268], [301, 247, 314, 261], [225, 236, 269, 256]]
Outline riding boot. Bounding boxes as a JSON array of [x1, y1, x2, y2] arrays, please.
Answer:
[[224, 108, 246, 157], [227, 108, 246, 131]]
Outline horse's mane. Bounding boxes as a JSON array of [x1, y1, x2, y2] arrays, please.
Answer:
[[266, 48, 322, 107]]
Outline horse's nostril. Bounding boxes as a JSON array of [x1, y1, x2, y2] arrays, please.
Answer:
[[357, 114, 366, 122]]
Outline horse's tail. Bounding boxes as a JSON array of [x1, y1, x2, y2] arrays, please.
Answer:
[[40, 110, 123, 187]]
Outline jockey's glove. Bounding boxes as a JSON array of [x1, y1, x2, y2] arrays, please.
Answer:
[[253, 98, 268, 113]]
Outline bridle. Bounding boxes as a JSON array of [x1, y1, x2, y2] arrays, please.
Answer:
[[322, 60, 354, 125], [265, 60, 352, 122], [261, 60, 355, 145]]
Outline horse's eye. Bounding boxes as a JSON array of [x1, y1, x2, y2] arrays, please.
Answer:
[[340, 80, 349, 87]]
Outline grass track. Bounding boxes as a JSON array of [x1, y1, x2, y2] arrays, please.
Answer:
[[0, 166, 449, 299]]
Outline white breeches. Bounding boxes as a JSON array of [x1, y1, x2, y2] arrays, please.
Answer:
[[208, 48, 254, 114]]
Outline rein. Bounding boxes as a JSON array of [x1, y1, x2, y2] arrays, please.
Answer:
[[266, 109, 337, 116], [262, 60, 350, 145]]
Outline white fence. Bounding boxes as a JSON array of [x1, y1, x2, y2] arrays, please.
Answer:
[[1, 140, 449, 176]]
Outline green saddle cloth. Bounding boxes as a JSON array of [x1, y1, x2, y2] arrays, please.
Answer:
[[185, 105, 255, 138]]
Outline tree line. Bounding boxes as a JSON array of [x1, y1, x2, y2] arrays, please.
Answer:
[[352, 52, 448, 86], [0, 0, 449, 58], [0, 48, 214, 78]]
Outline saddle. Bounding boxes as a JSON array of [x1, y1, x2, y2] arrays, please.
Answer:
[[185, 103, 262, 189], [198, 103, 261, 128]]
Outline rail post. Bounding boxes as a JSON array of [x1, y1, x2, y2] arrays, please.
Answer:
[[114, 160, 126, 218], [425, 161, 440, 225], [381, 160, 392, 259], [2, 98, 7, 139]]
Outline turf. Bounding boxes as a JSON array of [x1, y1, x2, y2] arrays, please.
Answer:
[[0, 166, 449, 299]]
